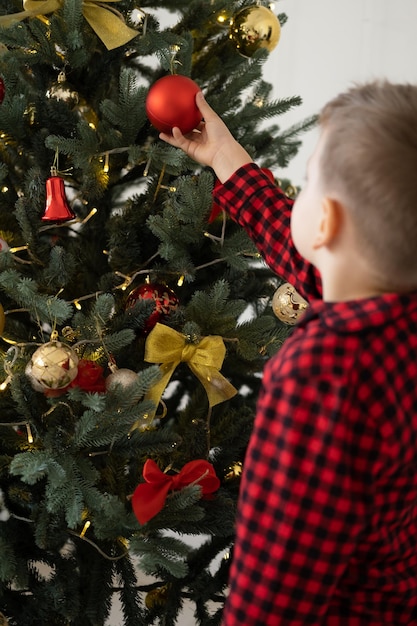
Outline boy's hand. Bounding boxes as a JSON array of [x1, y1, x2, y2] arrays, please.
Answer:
[[159, 91, 253, 183]]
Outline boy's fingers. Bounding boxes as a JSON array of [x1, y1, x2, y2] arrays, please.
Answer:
[[159, 131, 173, 144], [195, 91, 216, 120], [171, 126, 185, 141], [159, 128, 181, 145]]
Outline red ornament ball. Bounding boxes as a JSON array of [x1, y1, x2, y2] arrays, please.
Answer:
[[126, 282, 179, 333], [0, 78, 5, 104], [146, 75, 202, 135]]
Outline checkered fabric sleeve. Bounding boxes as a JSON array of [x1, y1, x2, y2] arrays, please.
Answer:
[[212, 163, 322, 301]]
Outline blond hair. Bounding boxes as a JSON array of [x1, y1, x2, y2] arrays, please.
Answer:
[[319, 80, 417, 290]]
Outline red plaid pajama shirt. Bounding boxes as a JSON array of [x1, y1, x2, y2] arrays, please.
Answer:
[[214, 163, 417, 625]]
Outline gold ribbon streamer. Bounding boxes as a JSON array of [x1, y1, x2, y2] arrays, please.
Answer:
[[0, 0, 139, 50], [144, 323, 237, 417]]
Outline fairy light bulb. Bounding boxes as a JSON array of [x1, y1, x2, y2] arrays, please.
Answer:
[[26, 423, 33, 444], [80, 520, 91, 537]]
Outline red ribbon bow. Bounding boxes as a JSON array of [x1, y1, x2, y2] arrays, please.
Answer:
[[132, 458, 220, 525]]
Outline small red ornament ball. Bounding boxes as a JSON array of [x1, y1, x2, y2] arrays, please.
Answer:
[[146, 75, 202, 135], [0, 77, 5, 104], [126, 282, 179, 333]]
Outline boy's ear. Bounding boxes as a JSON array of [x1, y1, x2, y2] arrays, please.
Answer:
[[313, 196, 342, 249]]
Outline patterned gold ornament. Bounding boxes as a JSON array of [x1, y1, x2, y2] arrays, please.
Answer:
[[26, 339, 79, 390], [229, 5, 281, 58], [272, 283, 308, 325], [46, 71, 79, 106]]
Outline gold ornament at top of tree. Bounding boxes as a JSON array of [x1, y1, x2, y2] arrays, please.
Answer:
[[272, 282, 308, 325], [229, 5, 281, 58]]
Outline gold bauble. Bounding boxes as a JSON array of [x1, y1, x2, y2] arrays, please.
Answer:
[[46, 71, 79, 107], [229, 5, 281, 58], [272, 283, 308, 325], [26, 341, 79, 390], [145, 585, 169, 609]]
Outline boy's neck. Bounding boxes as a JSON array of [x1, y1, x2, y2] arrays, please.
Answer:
[[318, 252, 390, 302]]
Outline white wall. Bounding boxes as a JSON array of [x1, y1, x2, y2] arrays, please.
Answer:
[[263, 0, 417, 185]]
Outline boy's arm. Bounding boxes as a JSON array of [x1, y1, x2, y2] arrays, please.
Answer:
[[160, 92, 321, 300], [214, 163, 322, 302]]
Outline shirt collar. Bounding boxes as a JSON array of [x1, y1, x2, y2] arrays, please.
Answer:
[[298, 291, 417, 334]]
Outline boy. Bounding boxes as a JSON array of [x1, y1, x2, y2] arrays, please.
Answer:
[[160, 82, 417, 624]]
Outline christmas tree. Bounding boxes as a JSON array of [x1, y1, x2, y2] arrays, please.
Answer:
[[0, 1, 315, 624]]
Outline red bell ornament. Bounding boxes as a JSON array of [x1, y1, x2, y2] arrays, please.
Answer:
[[42, 169, 75, 223]]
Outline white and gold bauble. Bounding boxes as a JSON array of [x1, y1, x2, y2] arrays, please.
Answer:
[[272, 282, 308, 325], [26, 339, 78, 390]]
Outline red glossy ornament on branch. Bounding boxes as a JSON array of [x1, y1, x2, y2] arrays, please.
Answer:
[[125, 282, 179, 334], [0, 77, 5, 104], [145, 75, 202, 135], [42, 173, 75, 223]]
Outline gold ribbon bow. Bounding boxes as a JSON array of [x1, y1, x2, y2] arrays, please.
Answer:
[[144, 323, 237, 416], [0, 0, 139, 50]]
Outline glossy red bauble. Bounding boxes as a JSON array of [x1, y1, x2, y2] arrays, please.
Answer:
[[126, 282, 179, 334], [0, 77, 5, 104], [145, 75, 202, 135]]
